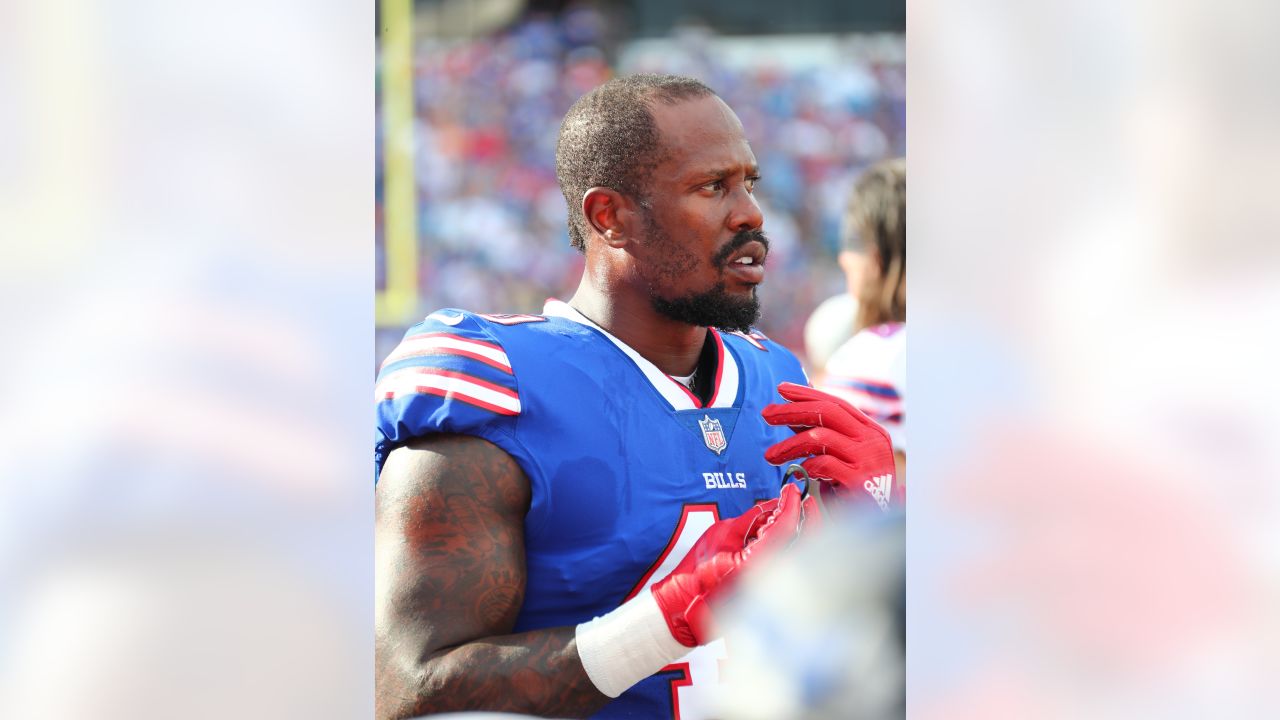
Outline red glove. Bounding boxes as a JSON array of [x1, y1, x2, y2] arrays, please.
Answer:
[[762, 382, 900, 512], [651, 483, 810, 646]]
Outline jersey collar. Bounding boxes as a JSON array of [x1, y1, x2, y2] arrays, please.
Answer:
[[543, 299, 741, 411]]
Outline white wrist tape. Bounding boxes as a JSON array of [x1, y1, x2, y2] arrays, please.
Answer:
[[574, 590, 689, 698]]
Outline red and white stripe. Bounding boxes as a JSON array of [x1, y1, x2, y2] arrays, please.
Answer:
[[706, 329, 739, 408], [823, 384, 902, 426], [379, 332, 513, 373], [375, 366, 520, 415]]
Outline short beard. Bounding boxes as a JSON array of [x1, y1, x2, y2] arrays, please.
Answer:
[[638, 206, 769, 333], [650, 282, 761, 333]]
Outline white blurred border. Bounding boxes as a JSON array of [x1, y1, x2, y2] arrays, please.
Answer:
[[1, 2, 373, 717], [910, 0, 1280, 716]]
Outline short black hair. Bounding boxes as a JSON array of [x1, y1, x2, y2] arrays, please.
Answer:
[[556, 74, 716, 253]]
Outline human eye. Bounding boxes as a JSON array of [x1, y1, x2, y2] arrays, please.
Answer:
[[745, 175, 761, 193], [700, 179, 725, 194]]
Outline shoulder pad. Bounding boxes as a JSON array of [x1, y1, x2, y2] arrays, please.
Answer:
[[375, 309, 522, 419]]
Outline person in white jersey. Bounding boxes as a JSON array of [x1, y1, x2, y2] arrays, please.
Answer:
[[821, 158, 906, 493]]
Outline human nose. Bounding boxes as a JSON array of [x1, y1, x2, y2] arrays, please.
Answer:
[[727, 184, 764, 232]]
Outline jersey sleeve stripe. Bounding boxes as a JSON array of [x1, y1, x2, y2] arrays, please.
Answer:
[[376, 366, 519, 399], [839, 392, 902, 415], [820, 392, 902, 437], [408, 331, 504, 353], [824, 375, 901, 400], [379, 333, 513, 373], [399, 384, 520, 416], [376, 367, 521, 415]]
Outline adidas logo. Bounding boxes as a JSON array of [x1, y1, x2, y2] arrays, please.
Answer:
[[863, 474, 893, 512]]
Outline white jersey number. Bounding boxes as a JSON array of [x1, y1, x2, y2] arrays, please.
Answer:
[[627, 505, 730, 720]]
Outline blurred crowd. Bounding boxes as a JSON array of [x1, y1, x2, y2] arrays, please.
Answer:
[[376, 7, 905, 366]]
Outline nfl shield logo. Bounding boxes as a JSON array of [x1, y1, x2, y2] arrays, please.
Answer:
[[698, 414, 728, 455]]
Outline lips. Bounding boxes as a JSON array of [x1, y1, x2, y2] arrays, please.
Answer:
[[723, 240, 767, 285]]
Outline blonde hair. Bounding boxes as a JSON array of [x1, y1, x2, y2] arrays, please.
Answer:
[[844, 158, 906, 330]]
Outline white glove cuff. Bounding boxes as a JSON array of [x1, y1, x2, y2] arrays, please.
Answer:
[[574, 590, 688, 698]]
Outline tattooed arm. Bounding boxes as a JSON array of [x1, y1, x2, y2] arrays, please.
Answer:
[[374, 433, 610, 720]]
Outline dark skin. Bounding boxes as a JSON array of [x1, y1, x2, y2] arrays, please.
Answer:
[[374, 94, 766, 718], [375, 434, 608, 719], [570, 94, 765, 375]]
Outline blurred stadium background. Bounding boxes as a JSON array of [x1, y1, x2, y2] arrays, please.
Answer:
[[374, 0, 905, 366]]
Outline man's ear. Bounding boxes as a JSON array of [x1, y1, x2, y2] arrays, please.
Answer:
[[582, 187, 636, 248]]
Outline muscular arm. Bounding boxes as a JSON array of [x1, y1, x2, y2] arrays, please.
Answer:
[[374, 433, 609, 719]]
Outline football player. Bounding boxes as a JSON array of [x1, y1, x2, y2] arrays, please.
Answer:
[[374, 75, 896, 719]]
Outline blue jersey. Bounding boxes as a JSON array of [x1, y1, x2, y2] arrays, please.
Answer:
[[375, 299, 808, 719]]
